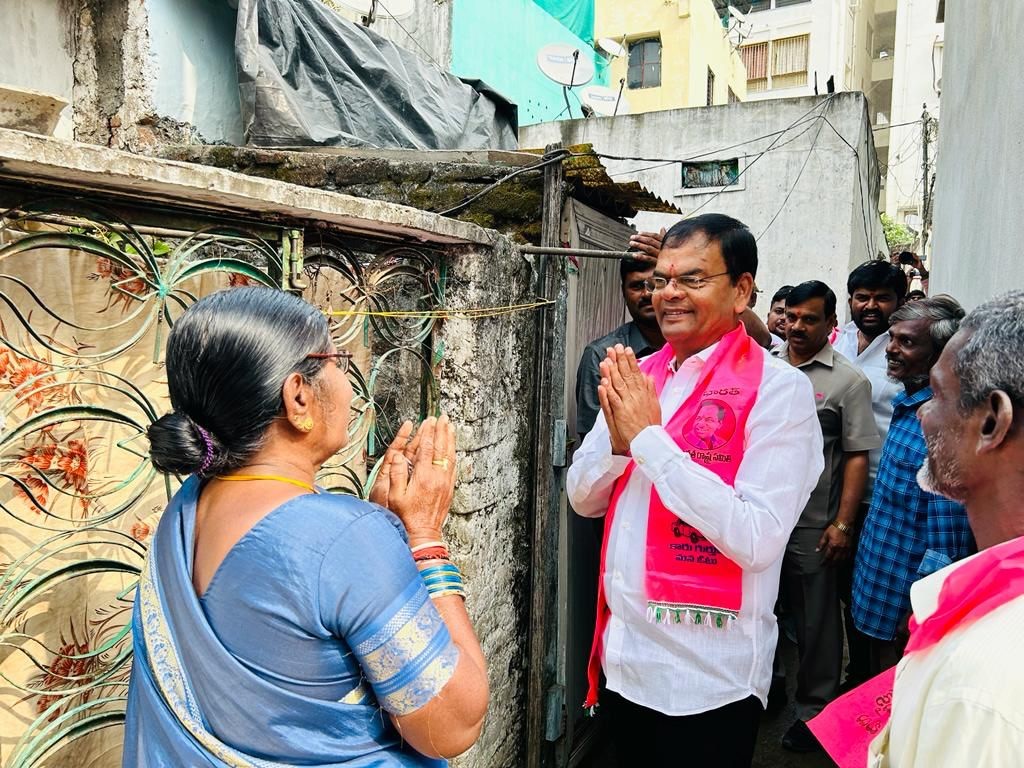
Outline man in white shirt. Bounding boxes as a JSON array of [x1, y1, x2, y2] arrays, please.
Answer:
[[832, 259, 907, 688], [567, 214, 823, 765], [870, 289, 1024, 767]]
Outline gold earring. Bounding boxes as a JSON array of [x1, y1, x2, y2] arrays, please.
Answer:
[[296, 416, 314, 433]]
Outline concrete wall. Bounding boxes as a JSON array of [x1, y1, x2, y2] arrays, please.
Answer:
[[930, 0, 1024, 310], [595, 0, 747, 111], [0, 0, 76, 139], [521, 92, 886, 319], [441, 238, 536, 768], [147, 0, 244, 144]]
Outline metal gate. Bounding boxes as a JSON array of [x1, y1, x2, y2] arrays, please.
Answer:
[[0, 184, 446, 767]]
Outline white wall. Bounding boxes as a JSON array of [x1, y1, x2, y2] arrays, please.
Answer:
[[930, 1, 1024, 310], [147, 0, 244, 144], [521, 92, 886, 320], [882, 0, 942, 221], [0, 0, 75, 139]]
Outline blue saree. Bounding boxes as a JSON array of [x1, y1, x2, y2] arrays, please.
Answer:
[[123, 476, 457, 766]]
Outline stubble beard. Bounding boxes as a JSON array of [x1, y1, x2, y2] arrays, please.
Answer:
[[918, 429, 967, 502]]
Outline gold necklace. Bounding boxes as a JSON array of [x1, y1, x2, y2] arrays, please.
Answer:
[[214, 474, 318, 493]]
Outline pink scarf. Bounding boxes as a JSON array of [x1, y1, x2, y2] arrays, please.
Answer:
[[584, 324, 764, 711], [809, 535, 1024, 766]]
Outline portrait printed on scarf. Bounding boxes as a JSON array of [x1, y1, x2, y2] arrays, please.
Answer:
[[683, 398, 736, 451]]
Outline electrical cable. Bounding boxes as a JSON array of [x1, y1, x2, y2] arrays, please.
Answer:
[[679, 95, 838, 221], [436, 150, 571, 217], [820, 113, 875, 256], [872, 119, 921, 132], [588, 109, 829, 166], [605, 114, 824, 179], [757, 105, 827, 240], [372, 0, 444, 71]]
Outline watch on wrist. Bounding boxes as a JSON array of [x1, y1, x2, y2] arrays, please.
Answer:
[[830, 519, 853, 535]]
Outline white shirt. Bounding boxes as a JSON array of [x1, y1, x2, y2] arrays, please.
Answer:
[[868, 546, 1024, 767], [567, 343, 823, 716], [832, 321, 902, 488]]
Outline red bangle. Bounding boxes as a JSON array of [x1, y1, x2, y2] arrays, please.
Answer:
[[413, 546, 450, 562]]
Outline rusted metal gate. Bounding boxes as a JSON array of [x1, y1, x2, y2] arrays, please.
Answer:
[[525, 153, 634, 768], [0, 176, 450, 766]]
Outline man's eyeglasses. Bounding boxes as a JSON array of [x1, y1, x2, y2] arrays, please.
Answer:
[[644, 271, 732, 293], [307, 350, 353, 374]]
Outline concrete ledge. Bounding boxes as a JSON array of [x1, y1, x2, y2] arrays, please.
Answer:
[[0, 129, 499, 246]]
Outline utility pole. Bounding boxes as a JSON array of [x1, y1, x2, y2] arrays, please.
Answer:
[[920, 105, 933, 257]]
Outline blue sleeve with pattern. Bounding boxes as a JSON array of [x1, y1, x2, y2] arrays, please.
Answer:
[[318, 506, 459, 715]]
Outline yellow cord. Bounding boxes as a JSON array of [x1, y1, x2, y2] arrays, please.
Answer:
[[214, 474, 318, 493], [324, 298, 554, 320]]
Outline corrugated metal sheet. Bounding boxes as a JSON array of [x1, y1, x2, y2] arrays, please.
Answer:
[[525, 144, 682, 219]]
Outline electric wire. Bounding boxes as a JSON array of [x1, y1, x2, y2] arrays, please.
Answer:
[[436, 150, 571, 217], [679, 95, 838, 221], [757, 104, 828, 240], [372, 0, 444, 71]]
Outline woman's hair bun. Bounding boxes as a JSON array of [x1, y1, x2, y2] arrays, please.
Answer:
[[148, 412, 224, 477]]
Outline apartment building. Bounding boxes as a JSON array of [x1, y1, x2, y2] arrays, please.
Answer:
[[733, 0, 941, 233]]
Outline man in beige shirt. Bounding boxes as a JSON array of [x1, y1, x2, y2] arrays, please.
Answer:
[[870, 290, 1024, 767], [772, 281, 880, 753]]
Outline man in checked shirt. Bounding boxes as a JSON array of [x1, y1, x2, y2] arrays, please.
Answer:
[[851, 295, 975, 675]]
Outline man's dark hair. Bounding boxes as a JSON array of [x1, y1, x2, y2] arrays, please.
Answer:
[[771, 285, 794, 304], [662, 214, 758, 282], [697, 400, 726, 420], [620, 256, 654, 281], [846, 259, 908, 301], [786, 280, 837, 318]]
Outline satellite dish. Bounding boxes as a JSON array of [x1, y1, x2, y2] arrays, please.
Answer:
[[581, 85, 630, 116], [536, 43, 595, 87], [727, 5, 748, 24], [597, 37, 627, 58], [334, 0, 415, 20]]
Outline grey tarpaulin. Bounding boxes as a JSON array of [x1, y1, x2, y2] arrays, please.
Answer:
[[235, 0, 519, 149]]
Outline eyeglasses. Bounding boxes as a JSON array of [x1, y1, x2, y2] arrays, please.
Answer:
[[306, 350, 353, 374], [643, 271, 732, 293]]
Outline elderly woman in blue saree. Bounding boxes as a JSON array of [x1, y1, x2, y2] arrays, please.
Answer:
[[124, 287, 488, 766]]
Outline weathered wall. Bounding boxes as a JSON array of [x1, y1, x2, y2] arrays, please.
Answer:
[[929, 3, 1021, 310], [0, 0, 76, 139], [441, 239, 536, 768], [521, 93, 886, 320], [157, 145, 546, 241], [71, 0, 202, 151], [147, 0, 244, 144]]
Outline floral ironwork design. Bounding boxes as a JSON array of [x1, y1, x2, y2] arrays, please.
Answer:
[[0, 192, 444, 766]]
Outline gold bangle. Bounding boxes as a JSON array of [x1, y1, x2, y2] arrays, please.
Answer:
[[830, 520, 853, 535]]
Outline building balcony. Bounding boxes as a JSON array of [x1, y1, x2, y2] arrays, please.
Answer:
[[872, 56, 894, 83]]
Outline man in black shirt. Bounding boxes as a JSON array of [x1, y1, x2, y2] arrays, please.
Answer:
[[575, 249, 665, 438]]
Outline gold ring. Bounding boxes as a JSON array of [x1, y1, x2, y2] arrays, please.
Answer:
[[431, 458, 449, 468]]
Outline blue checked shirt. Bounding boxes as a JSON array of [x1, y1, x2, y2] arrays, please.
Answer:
[[851, 386, 975, 641]]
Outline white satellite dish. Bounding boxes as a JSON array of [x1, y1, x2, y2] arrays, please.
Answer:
[[536, 43, 595, 87], [581, 84, 630, 116], [596, 37, 627, 59], [334, 0, 415, 20], [727, 5, 748, 24]]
